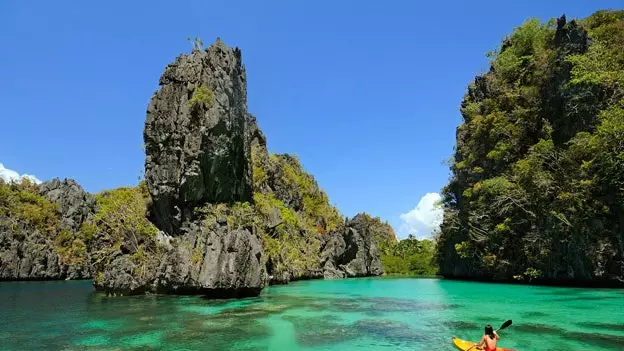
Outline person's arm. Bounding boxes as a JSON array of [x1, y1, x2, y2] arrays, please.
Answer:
[[494, 331, 500, 340], [467, 336, 485, 351]]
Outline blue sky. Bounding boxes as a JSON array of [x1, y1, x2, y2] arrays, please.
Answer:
[[1, 1, 620, 238]]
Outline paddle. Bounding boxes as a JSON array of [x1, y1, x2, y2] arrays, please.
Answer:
[[497, 319, 512, 332]]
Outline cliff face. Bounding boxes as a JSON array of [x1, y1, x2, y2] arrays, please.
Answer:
[[88, 41, 264, 296], [437, 11, 624, 286], [0, 178, 94, 280], [249, 130, 385, 284], [322, 214, 383, 279], [88, 39, 383, 296], [144, 40, 254, 235], [0, 39, 387, 294]]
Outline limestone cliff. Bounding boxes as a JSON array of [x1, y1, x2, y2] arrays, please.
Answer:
[[0, 178, 94, 280], [437, 11, 624, 287], [144, 39, 254, 235], [2, 39, 386, 296], [90, 39, 383, 295]]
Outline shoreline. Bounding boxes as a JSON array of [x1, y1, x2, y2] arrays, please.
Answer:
[[3, 274, 623, 290], [440, 275, 624, 289]]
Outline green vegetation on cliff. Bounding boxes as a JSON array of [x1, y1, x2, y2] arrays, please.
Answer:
[[0, 179, 90, 265], [85, 182, 160, 280], [189, 85, 214, 108], [0, 179, 58, 234], [437, 10, 624, 284], [250, 143, 344, 280], [93, 183, 157, 237]]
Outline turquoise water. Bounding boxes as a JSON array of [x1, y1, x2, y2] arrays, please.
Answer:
[[1, 278, 623, 350]]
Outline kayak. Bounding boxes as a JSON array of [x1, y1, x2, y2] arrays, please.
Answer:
[[452, 337, 517, 351]]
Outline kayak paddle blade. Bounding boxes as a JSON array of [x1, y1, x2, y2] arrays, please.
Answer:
[[499, 320, 512, 330]]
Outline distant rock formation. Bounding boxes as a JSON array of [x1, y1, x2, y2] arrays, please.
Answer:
[[0, 178, 94, 280], [94, 39, 384, 295], [322, 214, 383, 279], [40, 178, 96, 233]]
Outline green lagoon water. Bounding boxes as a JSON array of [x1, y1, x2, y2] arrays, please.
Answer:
[[1, 278, 623, 351]]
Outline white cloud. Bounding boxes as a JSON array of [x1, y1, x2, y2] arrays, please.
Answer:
[[0, 163, 42, 184], [398, 192, 443, 239]]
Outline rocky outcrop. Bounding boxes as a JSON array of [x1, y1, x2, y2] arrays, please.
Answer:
[[247, 101, 385, 285], [2, 39, 386, 296], [92, 39, 267, 297], [93, 213, 265, 297], [322, 214, 383, 279], [0, 178, 94, 280], [40, 178, 96, 232], [437, 11, 624, 287], [545, 14, 595, 146], [144, 39, 254, 235]]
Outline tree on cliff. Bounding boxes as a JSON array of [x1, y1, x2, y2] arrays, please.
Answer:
[[187, 36, 204, 52], [436, 10, 624, 285]]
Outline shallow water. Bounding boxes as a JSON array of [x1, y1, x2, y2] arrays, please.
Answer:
[[0, 278, 623, 350]]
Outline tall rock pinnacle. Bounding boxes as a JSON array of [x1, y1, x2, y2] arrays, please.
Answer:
[[144, 39, 254, 234]]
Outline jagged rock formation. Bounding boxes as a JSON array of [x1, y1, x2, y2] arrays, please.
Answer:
[[91, 198, 265, 297], [0, 178, 94, 280], [2, 39, 386, 296], [322, 214, 383, 279], [249, 128, 383, 284], [91, 40, 267, 295], [144, 39, 254, 235], [437, 11, 624, 286], [94, 40, 381, 297], [40, 178, 96, 233], [93, 39, 384, 295]]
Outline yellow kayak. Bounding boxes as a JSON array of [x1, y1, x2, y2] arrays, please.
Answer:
[[452, 337, 516, 351]]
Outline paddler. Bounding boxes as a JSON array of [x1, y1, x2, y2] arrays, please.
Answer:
[[466, 324, 499, 351]]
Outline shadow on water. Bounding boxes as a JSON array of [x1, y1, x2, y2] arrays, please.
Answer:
[[549, 295, 620, 302], [513, 323, 566, 335], [565, 331, 624, 349], [440, 321, 481, 331], [510, 322, 624, 349], [534, 289, 587, 296], [284, 314, 357, 347], [354, 319, 430, 346], [523, 311, 549, 318], [575, 322, 624, 332], [284, 314, 432, 348], [325, 296, 461, 315]]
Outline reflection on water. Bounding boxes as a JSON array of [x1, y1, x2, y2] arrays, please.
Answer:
[[0, 278, 623, 350]]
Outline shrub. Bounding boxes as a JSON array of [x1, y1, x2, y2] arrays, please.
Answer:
[[0, 179, 59, 234], [189, 85, 214, 108]]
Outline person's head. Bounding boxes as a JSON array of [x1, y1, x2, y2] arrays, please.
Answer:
[[484, 324, 494, 338]]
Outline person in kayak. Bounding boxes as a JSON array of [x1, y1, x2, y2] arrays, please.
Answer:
[[467, 324, 499, 351]]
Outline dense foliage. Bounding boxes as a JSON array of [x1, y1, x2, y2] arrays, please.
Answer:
[[437, 11, 624, 284], [381, 235, 437, 276], [85, 182, 161, 282], [0, 179, 58, 235], [249, 143, 345, 279]]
